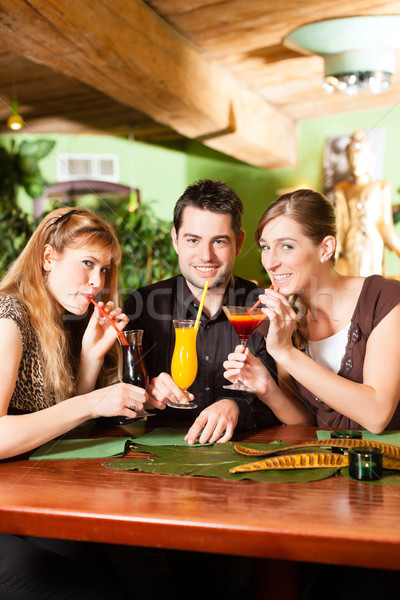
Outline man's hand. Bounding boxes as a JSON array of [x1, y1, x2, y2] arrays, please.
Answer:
[[184, 399, 239, 445], [146, 372, 194, 409]]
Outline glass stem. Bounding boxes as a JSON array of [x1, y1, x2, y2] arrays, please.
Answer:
[[237, 340, 248, 385]]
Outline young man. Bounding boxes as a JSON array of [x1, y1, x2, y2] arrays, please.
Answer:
[[124, 179, 278, 444]]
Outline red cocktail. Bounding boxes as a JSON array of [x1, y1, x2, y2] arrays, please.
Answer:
[[227, 313, 266, 343], [222, 305, 266, 392]]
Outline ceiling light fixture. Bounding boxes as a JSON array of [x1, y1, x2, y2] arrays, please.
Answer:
[[7, 99, 24, 130], [284, 16, 400, 95]]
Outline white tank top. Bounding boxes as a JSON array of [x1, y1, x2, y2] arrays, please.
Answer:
[[306, 323, 351, 374]]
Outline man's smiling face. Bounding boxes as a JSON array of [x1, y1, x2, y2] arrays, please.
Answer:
[[171, 206, 244, 294]]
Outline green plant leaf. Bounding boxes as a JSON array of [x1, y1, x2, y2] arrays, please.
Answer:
[[21, 174, 46, 199], [104, 442, 338, 483], [0, 138, 56, 277], [18, 155, 40, 175], [18, 139, 56, 159], [0, 204, 33, 275]]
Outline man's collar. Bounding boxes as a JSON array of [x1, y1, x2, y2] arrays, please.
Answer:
[[175, 274, 236, 321]]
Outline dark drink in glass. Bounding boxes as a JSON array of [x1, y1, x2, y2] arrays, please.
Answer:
[[122, 344, 149, 389], [118, 329, 152, 422], [99, 329, 153, 426]]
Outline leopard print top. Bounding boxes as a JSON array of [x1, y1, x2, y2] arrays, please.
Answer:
[[0, 295, 55, 412]]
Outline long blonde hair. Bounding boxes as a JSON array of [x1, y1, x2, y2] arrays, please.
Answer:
[[255, 189, 337, 350], [0, 207, 122, 401]]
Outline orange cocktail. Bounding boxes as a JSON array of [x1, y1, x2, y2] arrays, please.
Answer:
[[170, 319, 198, 409]]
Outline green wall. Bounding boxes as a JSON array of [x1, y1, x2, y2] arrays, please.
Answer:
[[3, 102, 400, 283], [1, 133, 187, 221]]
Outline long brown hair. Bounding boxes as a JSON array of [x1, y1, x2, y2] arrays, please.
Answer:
[[255, 189, 337, 349], [0, 207, 122, 401]]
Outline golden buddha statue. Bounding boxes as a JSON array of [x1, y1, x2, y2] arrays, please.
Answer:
[[334, 130, 400, 276]]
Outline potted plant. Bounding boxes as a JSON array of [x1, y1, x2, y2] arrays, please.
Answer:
[[0, 138, 55, 277]]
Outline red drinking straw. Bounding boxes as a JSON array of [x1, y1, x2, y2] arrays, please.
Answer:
[[89, 297, 129, 346], [246, 284, 275, 315]]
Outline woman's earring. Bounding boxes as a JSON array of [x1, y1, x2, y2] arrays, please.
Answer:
[[42, 265, 50, 283]]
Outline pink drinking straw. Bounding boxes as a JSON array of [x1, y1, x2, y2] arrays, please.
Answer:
[[246, 284, 275, 315], [89, 297, 129, 346]]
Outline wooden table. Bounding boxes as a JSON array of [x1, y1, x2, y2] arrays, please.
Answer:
[[1, 422, 399, 591]]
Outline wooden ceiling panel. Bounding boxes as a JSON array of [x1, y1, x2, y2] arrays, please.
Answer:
[[0, 51, 168, 140], [1, 1, 400, 168], [144, 1, 400, 56]]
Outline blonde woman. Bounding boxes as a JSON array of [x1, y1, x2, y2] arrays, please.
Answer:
[[0, 207, 150, 598], [0, 207, 146, 460]]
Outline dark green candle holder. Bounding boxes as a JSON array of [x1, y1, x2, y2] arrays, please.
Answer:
[[349, 446, 383, 481], [330, 430, 362, 454]]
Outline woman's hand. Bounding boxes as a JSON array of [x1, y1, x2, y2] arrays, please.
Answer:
[[88, 382, 147, 419], [223, 345, 272, 396], [259, 288, 297, 361], [82, 301, 129, 360]]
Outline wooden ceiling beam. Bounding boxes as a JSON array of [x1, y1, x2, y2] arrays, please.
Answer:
[[0, 0, 297, 169]]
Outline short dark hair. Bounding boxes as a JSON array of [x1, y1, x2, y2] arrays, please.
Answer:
[[173, 179, 243, 238]]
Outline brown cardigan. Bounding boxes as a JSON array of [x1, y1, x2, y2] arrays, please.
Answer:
[[293, 275, 400, 430]]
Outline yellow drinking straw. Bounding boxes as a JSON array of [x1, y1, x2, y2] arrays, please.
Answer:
[[194, 281, 209, 328]]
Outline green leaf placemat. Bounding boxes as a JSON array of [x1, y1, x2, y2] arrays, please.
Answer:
[[104, 441, 339, 483], [340, 467, 400, 486], [30, 437, 130, 460], [131, 427, 201, 446], [317, 430, 400, 445]]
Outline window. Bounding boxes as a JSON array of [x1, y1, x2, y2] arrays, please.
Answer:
[[56, 153, 119, 183]]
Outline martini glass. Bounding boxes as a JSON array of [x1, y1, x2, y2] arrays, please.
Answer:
[[222, 305, 266, 392]]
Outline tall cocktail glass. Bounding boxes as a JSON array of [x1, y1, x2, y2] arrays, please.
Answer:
[[169, 319, 198, 409], [222, 305, 266, 392], [113, 329, 153, 423]]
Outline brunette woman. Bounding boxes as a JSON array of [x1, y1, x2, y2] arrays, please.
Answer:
[[224, 189, 400, 431]]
